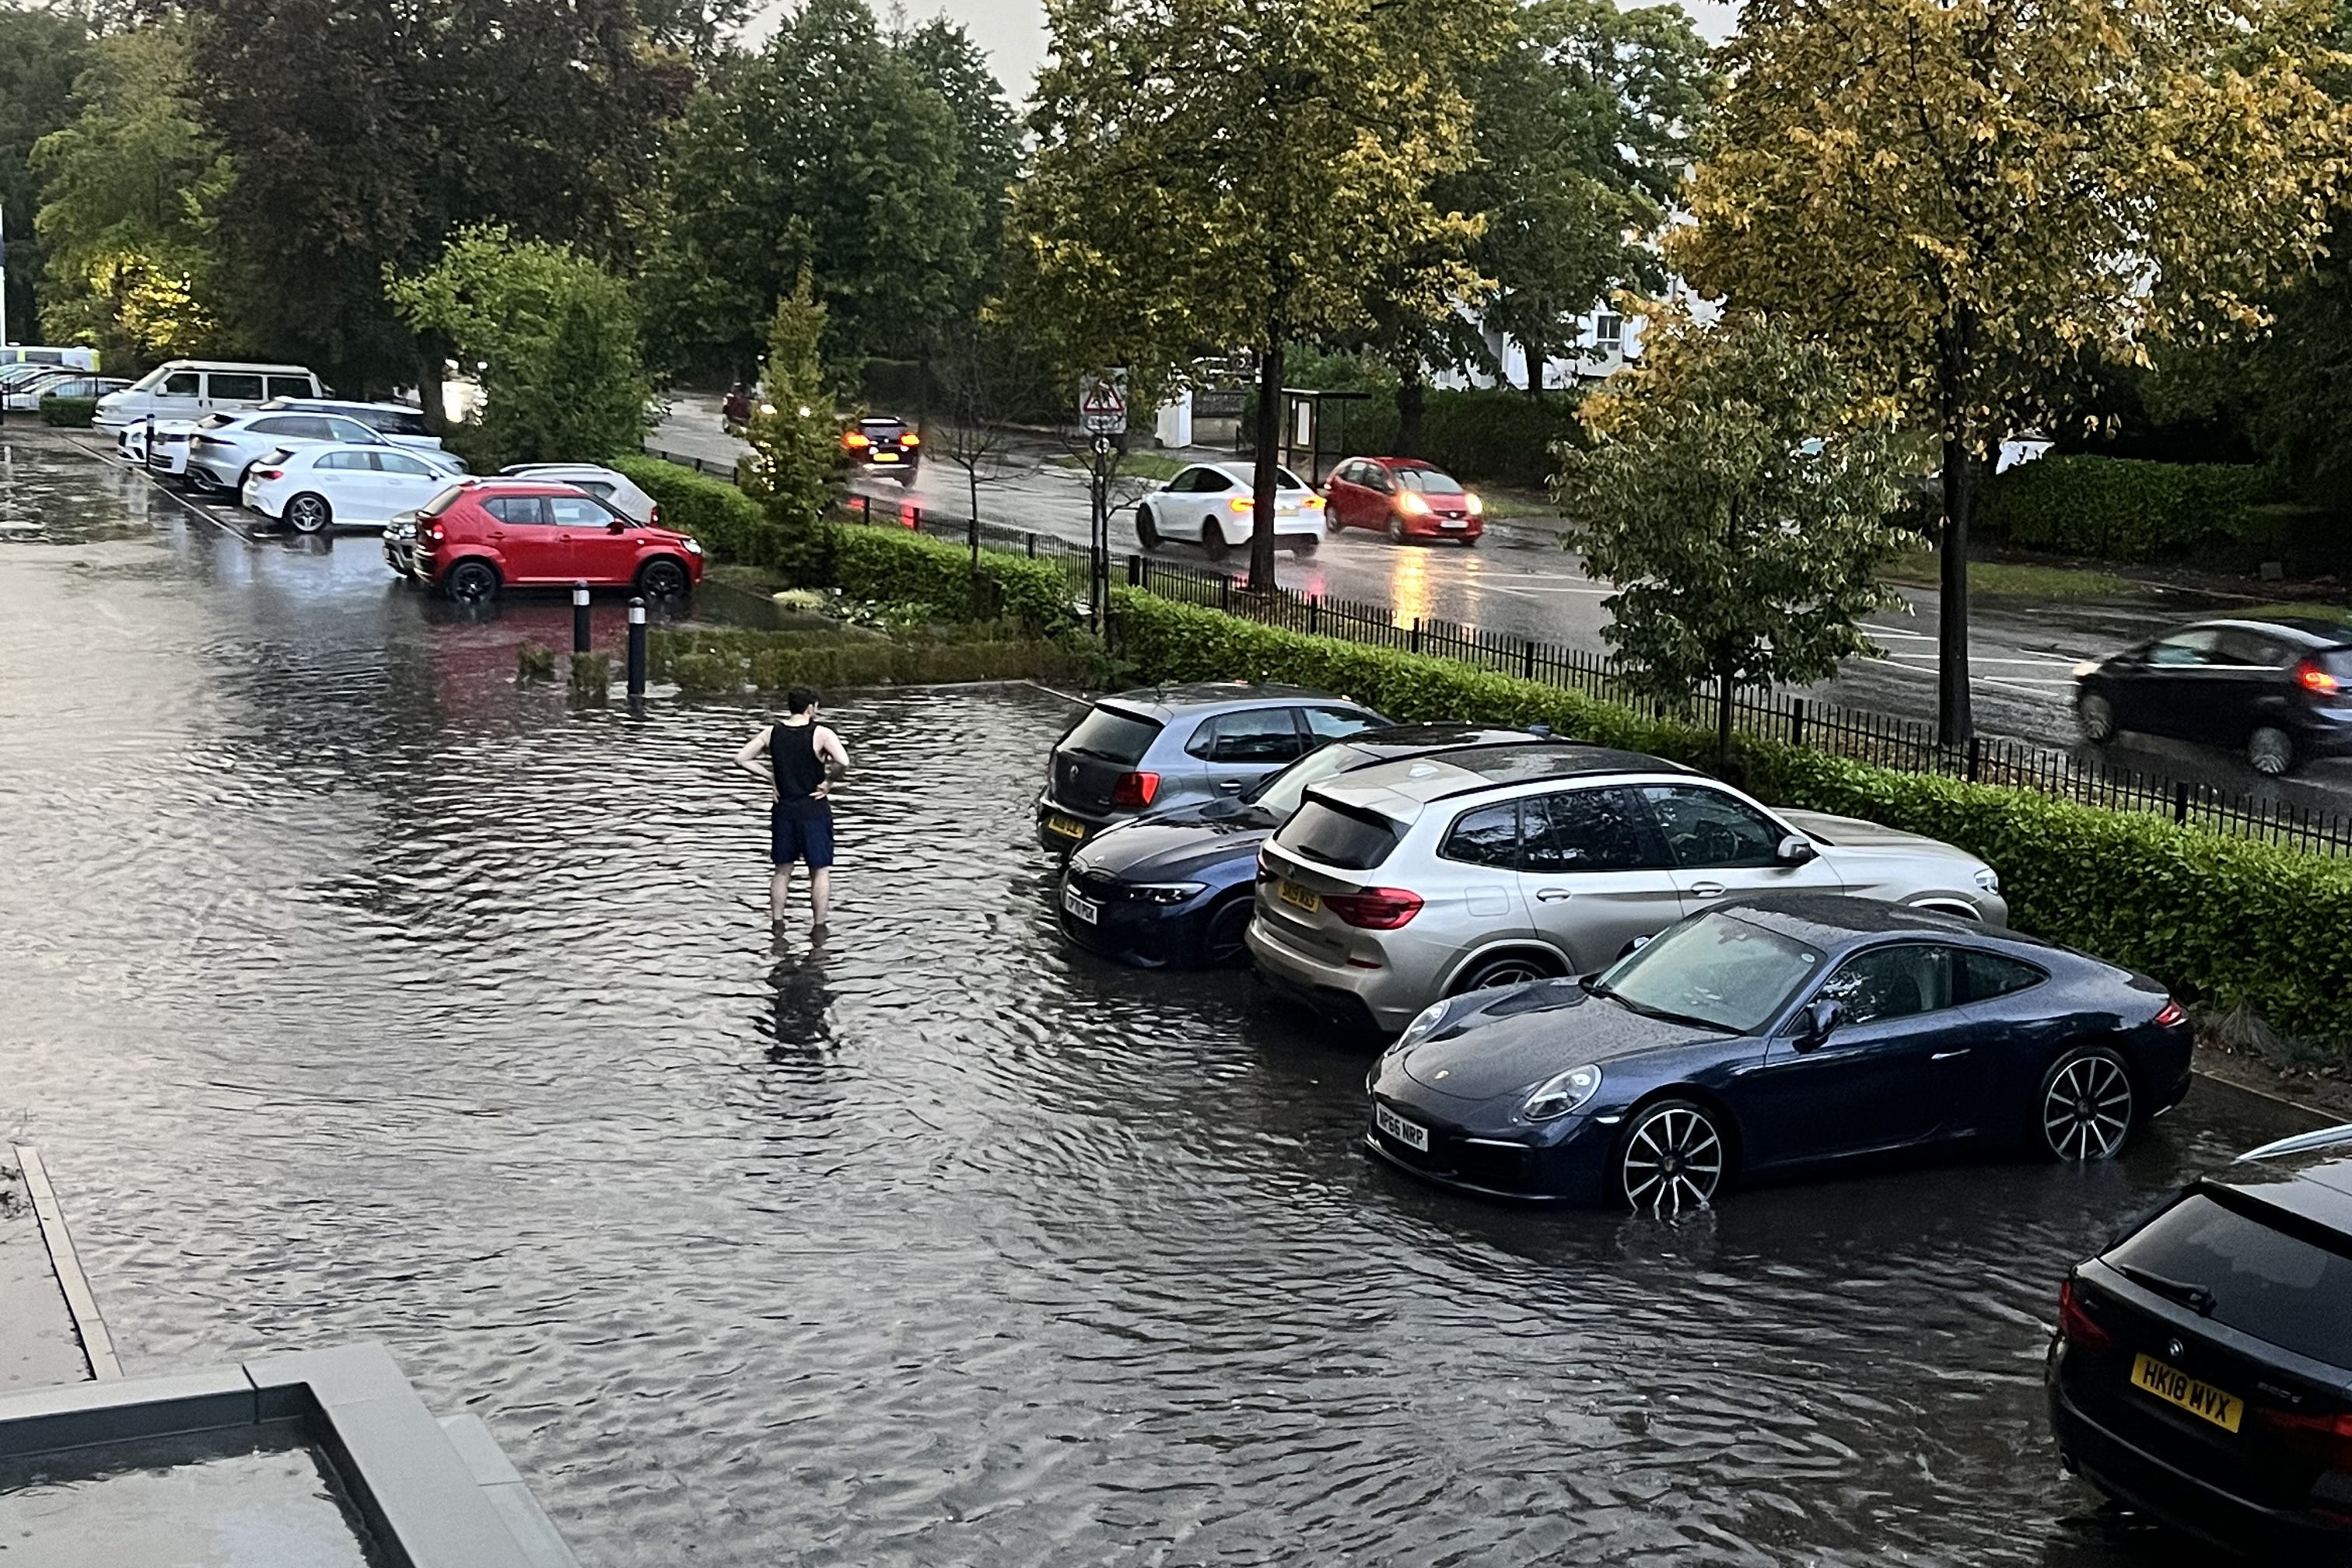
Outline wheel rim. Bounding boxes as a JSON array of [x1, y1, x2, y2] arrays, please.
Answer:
[[1388, 516, 1404, 542], [1202, 902, 1251, 965], [1621, 1106, 1724, 1213], [643, 562, 687, 599], [2043, 1055, 2133, 1160], [450, 566, 493, 602], [290, 497, 327, 532], [1466, 959, 1542, 990], [2250, 728, 2291, 775], [2079, 694, 2115, 742]]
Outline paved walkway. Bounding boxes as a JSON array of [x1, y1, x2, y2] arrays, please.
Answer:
[[0, 1159, 90, 1390]]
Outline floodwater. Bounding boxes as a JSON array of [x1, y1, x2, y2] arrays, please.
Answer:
[[0, 432, 2319, 1565]]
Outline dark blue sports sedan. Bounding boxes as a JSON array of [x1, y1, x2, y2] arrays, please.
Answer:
[[1366, 894, 2194, 1210], [1055, 724, 1563, 968]]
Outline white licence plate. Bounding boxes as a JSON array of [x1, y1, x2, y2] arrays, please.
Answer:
[[1061, 885, 1101, 926], [1375, 1102, 1429, 1152], [1440, 519, 1468, 530]]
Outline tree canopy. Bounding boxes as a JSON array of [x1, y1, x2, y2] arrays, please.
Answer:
[[1675, 0, 2352, 741], [1557, 311, 1913, 763], [0, 5, 91, 344]]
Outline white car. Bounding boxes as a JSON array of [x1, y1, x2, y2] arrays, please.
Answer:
[[180, 409, 465, 492], [1135, 462, 1325, 558], [121, 420, 201, 473], [498, 463, 660, 526], [243, 444, 458, 534]]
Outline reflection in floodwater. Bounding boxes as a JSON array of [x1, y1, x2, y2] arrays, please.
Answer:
[[0, 433, 2322, 1567]]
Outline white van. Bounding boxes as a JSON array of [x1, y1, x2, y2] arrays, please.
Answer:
[[93, 360, 328, 429], [0, 346, 100, 373]]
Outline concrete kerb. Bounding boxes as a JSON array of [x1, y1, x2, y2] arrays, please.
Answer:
[[10, 1145, 119, 1381]]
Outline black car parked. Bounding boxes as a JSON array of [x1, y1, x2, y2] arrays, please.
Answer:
[[2074, 616, 2352, 775], [2049, 1123, 2352, 1563], [1057, 724, 1563, 969]]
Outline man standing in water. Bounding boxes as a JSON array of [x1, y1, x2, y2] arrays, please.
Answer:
[[734, 687, 849, 933]]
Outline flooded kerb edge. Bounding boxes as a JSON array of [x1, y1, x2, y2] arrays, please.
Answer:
[[0, 431, 2320, 1566], [9, 1147, 119, 1381]]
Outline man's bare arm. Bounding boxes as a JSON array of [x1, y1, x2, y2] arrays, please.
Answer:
[[733, 729, 774, 782]]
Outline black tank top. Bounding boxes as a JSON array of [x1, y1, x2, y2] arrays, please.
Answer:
[[771, 722, 828, 820]]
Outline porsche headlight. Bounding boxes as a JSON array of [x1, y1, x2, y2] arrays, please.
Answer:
[[1523, 1063, 1603, 1121], [1395, 999, 1452, 1052]]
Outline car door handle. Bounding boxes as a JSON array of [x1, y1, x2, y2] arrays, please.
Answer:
[[1689, 881, 1726, 898], [1216, 779, 1244, 793], [1535, 888, 1573, 903], [1930, 1049, 1970, 1061]]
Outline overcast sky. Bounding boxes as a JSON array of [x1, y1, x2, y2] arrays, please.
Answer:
[[751, 0, 1741, 102]]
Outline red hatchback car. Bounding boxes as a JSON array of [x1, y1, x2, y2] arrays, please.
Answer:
[[415, 479, 705, 604], [1323, 456, 1484, 544]]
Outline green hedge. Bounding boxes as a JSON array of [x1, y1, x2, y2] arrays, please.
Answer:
[[611, 456, 777, 565], [1329, 388, 1586, 491], [38, 395, 97, 428], [1111, 590, 2352, 1045], [1976, 455, 2270, 560], [653, 625, 1076, 693]]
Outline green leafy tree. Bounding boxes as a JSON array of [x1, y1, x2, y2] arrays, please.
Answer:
[[387, 225, 651, 466], [1006, 0, 1506, 590], [1675, 0, 2352, 744], [1464, 0, 1711, 394], [0, 5, 91, 345], [738, 274, 842, 575], [33, 25, 233, 368], [643, 0, 983, 382], [1556, 312, 1914, 765]]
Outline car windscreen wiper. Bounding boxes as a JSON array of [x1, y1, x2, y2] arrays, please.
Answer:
[[2112, 1262, 2217, 1316], [1594, 987, 1728, 1033]]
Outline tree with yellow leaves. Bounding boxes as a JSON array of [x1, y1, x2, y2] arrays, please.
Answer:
[[1675, 0, 2352, 743]]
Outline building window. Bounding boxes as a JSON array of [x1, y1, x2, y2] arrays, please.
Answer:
[[1594, 313, 1624, 357]]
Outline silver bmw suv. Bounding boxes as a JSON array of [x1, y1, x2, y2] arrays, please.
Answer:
[[1246, 744, 2007, 1032]]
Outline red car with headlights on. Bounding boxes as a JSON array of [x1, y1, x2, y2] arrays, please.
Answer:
[[1323, 456, 1483, 544], [411, 479, 705, 604]]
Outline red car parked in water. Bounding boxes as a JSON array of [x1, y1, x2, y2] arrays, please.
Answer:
[[1322, 456, 1484, 544], [413, 479, 705, 604]]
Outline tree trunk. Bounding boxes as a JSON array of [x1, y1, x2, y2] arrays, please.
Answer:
[[415, 341, 450, 435], [1249, 336, 1285, 592], [1522, 331, 1543, 397], [1396, 372, 1426, 459], [1935, 317, 1978, 747]]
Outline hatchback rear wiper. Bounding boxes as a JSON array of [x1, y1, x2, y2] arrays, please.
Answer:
[[2112, 1262, 2217, 1316]]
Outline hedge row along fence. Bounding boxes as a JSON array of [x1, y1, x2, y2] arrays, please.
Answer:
[[650, 625, 1080, 693], [1976, 454, 2271, 561], [1111, 589, 2352, 1046]]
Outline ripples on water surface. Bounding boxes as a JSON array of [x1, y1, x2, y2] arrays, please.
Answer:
[[0, 437, 2294, 1565]]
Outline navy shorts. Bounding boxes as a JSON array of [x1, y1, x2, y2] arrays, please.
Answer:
[[770, 807, 835, 868]]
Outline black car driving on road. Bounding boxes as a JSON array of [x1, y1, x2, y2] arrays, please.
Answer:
[[2074, 616, 2352, 775], [2048, 1123, 2352, 1563], [842, 415, 921, 481], [1366, 894, 2193, 1209]]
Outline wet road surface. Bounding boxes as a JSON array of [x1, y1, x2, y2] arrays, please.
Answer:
[[654, 398, 2352, 810], [0, 432, 2327, 1565]]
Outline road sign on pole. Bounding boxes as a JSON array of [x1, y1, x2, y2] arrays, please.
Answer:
[[1079, 370, 1128, 437]]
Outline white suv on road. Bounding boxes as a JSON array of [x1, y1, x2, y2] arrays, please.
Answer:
[[1248, 744, 2007, 1032]]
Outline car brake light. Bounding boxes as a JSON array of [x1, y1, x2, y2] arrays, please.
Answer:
[[1323, 887, 1423, 929], [2259, 1407, 2352, 1473], [2153, 999, 2186, 1027], [421, 524, 443, 545], [256, 468, 282, 481], [1110, 771, 1160, 809], [844, 432, 870, 449], [1302, 495, 1325, 510], [2056, 1277, 2112, 1353], [2298, 659, 2341, 695], [1227, 496, 1253, 513], [900, 432, 919, 448]]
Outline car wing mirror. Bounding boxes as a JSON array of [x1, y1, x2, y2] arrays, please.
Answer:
[[1776, 834, 1818, 866], [607, 517, 628, 532], [1797, 999, 1842, 1051]]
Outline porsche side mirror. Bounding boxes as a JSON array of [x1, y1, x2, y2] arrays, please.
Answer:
[[1776, 835, 1818, 866], [1797, 999, 1843, 1050]]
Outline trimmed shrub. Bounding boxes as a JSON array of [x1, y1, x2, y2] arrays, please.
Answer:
[[1976, 455, 2270, 560], [611, 456, 779, 565], [1110, 589, 2352, 1045], [1329, 388, 1585, 490], [38, 395, 98, 428], [830, 526, 1077, 635], [652, 625, 1076, 693]]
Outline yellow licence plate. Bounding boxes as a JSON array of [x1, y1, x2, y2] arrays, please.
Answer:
[[2130, 1353, 2243, 1433], [1045, 814, 1087, 841], [1277, 880, 1320, 913]]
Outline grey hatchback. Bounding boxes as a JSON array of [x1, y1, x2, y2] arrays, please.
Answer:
[[1035, 683, 1389, 852]]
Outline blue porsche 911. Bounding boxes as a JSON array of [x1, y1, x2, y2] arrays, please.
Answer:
[[1365, 894, 2193, 1210]]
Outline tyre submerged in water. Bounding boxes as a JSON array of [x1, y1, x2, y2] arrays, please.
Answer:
[[1364, 892, 2194, 1211]]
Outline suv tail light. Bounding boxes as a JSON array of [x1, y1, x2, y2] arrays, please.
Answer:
[[1110, 771, 1160, 809], [2056, 1277, 2112, 1352], [421, 523, 444, 545], [2259, 1407, 2352, 1473], [2153, 999, 2186, 1027], [1324, 887, 1424, 929], [2298, 658, 2342, 696], [255, 467, 283, 481]]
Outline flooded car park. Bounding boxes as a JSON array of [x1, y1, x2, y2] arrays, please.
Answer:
[[0, 432, 2326, 1565]]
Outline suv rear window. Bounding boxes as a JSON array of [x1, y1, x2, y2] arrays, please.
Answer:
[[1280, 800, 1404, 870], [1059, 705, 1161, 765], [2105, 1192, 2352, 1365]]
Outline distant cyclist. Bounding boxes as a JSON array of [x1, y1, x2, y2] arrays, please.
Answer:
[[734, 686, 849, 933]]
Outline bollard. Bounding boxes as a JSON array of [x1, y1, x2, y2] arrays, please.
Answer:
[[572, 583, 591, 653], [626, 597, 647, 698]]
